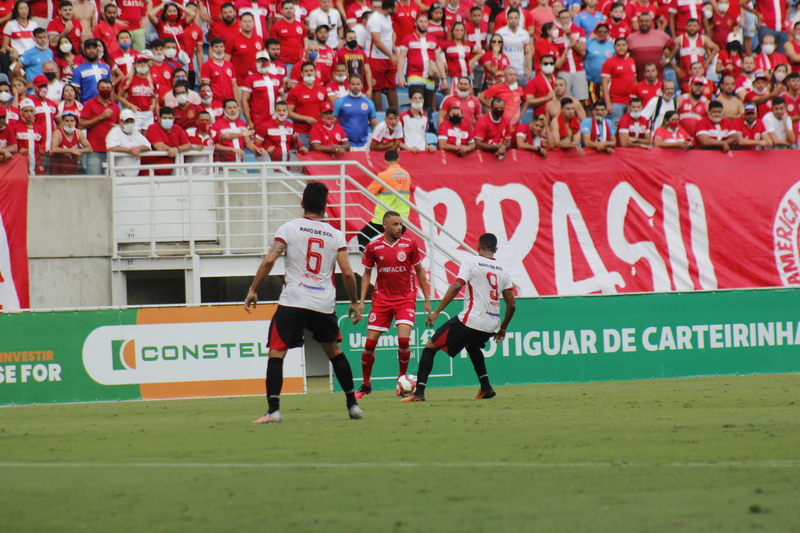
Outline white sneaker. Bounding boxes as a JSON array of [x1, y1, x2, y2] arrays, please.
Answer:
[[348, 404, 363, 419], [253, 410, 281, 424]]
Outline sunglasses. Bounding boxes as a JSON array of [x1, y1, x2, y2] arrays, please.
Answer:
[[491, 40, 502, 43], [542, 62, 554, 66]]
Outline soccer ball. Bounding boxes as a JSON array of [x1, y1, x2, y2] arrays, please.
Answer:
[[396, 374, 417, 397]]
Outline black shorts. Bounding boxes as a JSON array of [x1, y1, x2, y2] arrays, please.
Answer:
[[267, 305, 341, 351], [430, 316, 493, 357]]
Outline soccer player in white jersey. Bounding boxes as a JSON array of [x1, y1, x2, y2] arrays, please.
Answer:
[[245, 182, 363, 423], [355, 211, 431, 399], [402, 233, 516, 402]]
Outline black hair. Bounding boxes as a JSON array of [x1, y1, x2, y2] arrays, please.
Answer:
[[159, 106, 175, 116], [149, 38, 166, 49], [629, 97, 641, 106], [384, 150, 399, 162], [772, 96, 786, 106], [210, 37, 225, 47], [33, 27, 47, 37], [594, 100, 607, 108], [266, 38, 281, 47], [478, 233, 498, 251], [303, 182, 329, 215], [381, 0, 396, 9], [561, 97, 573, 107], [385, 107, 398, 117], [383, 210, 401, 221]]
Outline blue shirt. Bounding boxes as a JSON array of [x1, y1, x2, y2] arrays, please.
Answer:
[[19, 47, 54, 83], [574, 9, 606, 36], [334, 94, 377, 147], [584, 39, 616, 84], [580, 117, 615, 143], [72, 61, 113, 103]]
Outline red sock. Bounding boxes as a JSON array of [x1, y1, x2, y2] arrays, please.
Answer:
[[398, 337, 411, 376], [361, 338, 377, 386]]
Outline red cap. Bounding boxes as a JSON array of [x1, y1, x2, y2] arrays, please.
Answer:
[[321, 101, 334, 113], [135, 53, 150, 63], [690, 76, 706, 85], [33, 74, 48, 87]]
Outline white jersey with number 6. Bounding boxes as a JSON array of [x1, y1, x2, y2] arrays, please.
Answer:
[[274, 217, 347, 314], [455, 254, 513, 333]]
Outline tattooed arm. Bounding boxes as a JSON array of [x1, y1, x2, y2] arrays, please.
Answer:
[[244, 240, 287, 313]]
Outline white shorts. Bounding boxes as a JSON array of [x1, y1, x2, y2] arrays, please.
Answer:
[[558, 71, 589, 101], [134, 110, 155, 131]]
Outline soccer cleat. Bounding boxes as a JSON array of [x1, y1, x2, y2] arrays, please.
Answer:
[[474, 389, 496, 400], [348, 404, 364, 419], [253, 410, 282, 424], [400, 394, 425, 402], [354, 384, 372, 399]]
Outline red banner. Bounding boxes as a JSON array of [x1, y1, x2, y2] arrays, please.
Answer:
[[301, 149, 800, 298], [0, 155, 30, 310]]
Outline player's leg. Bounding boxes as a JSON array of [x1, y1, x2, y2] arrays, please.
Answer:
[[311, 311, 363, 419], [465, 341, 496, 399], [402, 317, 460, 402], [254, 306, 299, 424], [396, 322, 413, 377], [356, 328, 381, 398]]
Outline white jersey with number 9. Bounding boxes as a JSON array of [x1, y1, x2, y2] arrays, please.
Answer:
[[274, 217, 348, 314], [455, 254, 514, 333]]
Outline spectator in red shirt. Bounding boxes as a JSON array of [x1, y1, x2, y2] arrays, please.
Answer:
[[49, 112, 92, 175], [143, 107, 192, 174], [745, 71, 782, 117], [626, 12, 678, 81], [310, 101, 351, 156], [210, 3, 241, 44], [679, 61, 716, 98], [397, 13, 447, 113], [224, 12, 264, 85], [652, 110, 693, 148], [13, 98, 47, 174], [607, 2, 633, 39], [524, 54, 558, 117], [437, 106, 476, 156], [754, 34, 790, 75], [631, 62, 662, 105], [269, 0, 309, 76], [438, 76, 482, 129], [242, 50, 286, 128], [515, 114, 549, 157], [80, 78, 120, 174], [118, 54, 157, 133], [254, 100, 307, 161], [617, 97, 652, 148], [47, 1, 84, 52], [93, 4, 124, 60], [731, 103, 772, 149], [601, 37, 637, 127], [473, 96, 511, 159], [171, 82, 203, 131], [0, 109, 19, 161], [337, 29, 374, 98], [548, 96, 584, 154], [694, 100, 739, 151], [287, 61, 328, 148], [676, 76, 710, 135], [201, 38, 240, 105], [716, 39, 743, 79], [478, 66, 526, 124]]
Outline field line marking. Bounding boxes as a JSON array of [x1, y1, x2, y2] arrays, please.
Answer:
[[1, 461, 799, 469]]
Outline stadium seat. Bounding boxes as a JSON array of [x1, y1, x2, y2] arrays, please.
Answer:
[[397, 91, 409, 108], [399, 103, 411, 113], [376, 111, 386, 123], [431, 111, 438, 128], [426, 132, 438, 146], [520, 108, 534, 125]]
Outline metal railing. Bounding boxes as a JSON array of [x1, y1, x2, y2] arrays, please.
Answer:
[[108, 152, 478, 297]]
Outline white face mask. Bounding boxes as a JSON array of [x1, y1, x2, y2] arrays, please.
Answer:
[[507, 82, 518, 91], [774, 71, 786, 82], [411, 102, 423, 110], [59, 42, 72, 53], [703, 5, 713, 19], [201, 95, 213, 104], [335, 74, 347, 82], [164, 48, 177, 59], [122, 122, 136, 134], [0, 91, 11, 103], [35, 42, 48, 51], [709, 114, 722, 124], [176, 93, 189, 104], [212, 51, 225, 60], [63, 125, 75, 134], [795, 33, 800, 42], [718, 2, 729, 13], [629, 110, 642, 119], [762, 43, 775, 55], [549, 28, 559, 39], [350, 88, 361, 96], [161, 118, 174, 129], [303, 75, 316, 85], [456, 88, 471, 98], [276, 112, 288, 121], [257, 64, 270, 74], [136, 65, 149, 75], [224, 111, 239, 121], [541, 64, 555, 75], [154, 53, 166, 62]]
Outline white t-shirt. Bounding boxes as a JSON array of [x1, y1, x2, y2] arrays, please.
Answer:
[[105, 125, 152, 177], [274, 217, 347, 314], [307, 8, 343, 48], [642, 96, 676, 130], [400, 111, 428, 150], [762, 112, 792, 143], [3, 19, 40, 56], [495, 25, 530, 75], [355, 23, 370, 51], [366, 12, 393, 60], [455, 254, 513, 333], [370, 120, 404, 145]]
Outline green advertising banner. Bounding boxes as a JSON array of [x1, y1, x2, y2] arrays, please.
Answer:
[[337, 288, 800, 392]]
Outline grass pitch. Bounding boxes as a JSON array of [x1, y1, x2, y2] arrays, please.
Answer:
[[2, 374, 799, 533]]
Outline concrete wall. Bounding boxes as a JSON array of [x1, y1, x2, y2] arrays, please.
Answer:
[[27, 176, 114, 309]]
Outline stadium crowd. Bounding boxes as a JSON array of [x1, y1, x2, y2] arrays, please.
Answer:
[[0, 0, 797, 174]]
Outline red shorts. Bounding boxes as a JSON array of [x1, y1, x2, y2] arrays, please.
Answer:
[[367, 302, 416, 332], [370, 58, 397, 91]]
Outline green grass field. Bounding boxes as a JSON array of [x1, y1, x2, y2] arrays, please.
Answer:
[[2, 374, 799, 532]]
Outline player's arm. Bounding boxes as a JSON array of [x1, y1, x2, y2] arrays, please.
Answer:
[[244, 239, 286, 313], [425, 279, 464, 327], [494, 288, 516, 342], [414, 263, 432, 313], [358, 266, 373, 315], [337, 249, 361, 324]]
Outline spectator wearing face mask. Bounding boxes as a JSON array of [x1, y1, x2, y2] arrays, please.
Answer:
[[170, 82, 203, 131], [242, 51, 286, 129], [201, 37, 240, 106], [617, 97, 652, 148], [438, 107, 475, 156], [524, 54, 558, 118], [479, 66, 526, 125], [399, 91, 435, 153], [49, 112, 92, 175], [337, 29, 374, 98], [13, 98, 48, 174], [332, 75, 377, 151], [142, 106, 192, 174], [652, 110, 693, 149], [162, 69, 202, 107], [213, 98, 262, 162], [439, 77, 481, 130], [108, 31, 135, 80], [310, 101, 351, 156], [119, 54, 157, 134], [326, 62, 350, 102], [473, 97, 512, 159], [255, 100, 308, 161], [106, 109, 151, 177], [703, 0, 738, 51], [15, 28, 54, 84], [754, 34, 789, 76], [694, 100, 740, 152], [79, 78, 119, 174], [730, 103, 772, 149], [29, 75, 57, 151], [198, 83, 224, 121], [185, 110, 219, 174], [642, 79, 677, 129], [224, 12, 264, 86]]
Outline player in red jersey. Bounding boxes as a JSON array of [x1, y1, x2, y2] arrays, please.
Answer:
[[355, 205, 431, 399], [246, 182, 363, 423], [402, 233, 515, 402]]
